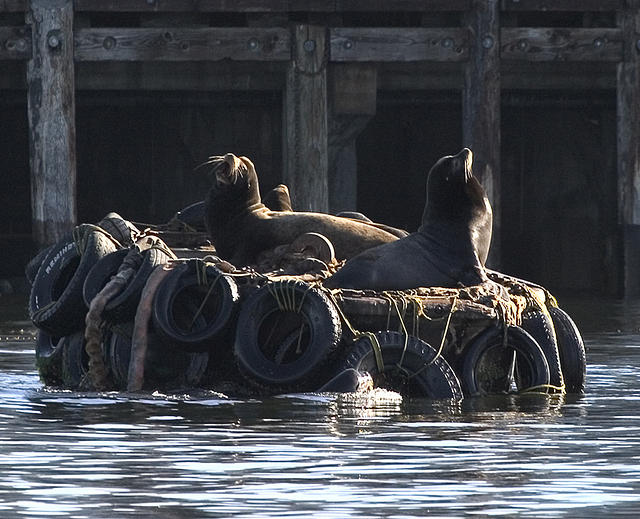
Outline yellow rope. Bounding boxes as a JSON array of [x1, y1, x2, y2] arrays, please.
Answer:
[[190, 269, 222, 329], [407, 294, 458, 380], [325, 289, 385, 373], [519, 383, 566, 394]]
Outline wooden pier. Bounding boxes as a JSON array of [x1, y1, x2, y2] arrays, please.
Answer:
[[0, 1, 638, 294]]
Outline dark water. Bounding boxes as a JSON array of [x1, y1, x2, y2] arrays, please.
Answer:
[[1, 295, 639, 518]]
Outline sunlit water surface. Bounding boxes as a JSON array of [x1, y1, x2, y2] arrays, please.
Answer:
[[0, 295, 639, 518]]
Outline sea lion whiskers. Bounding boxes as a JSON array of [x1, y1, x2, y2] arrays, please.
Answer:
[[198, 153, 247, 186]]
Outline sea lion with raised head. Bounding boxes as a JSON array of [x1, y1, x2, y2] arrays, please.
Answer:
[[323, 148, 492, 291], [203, 154, 399, 267]]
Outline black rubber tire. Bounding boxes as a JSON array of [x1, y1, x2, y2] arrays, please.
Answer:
[[61, 331, 91, 390], [103, 245, 174, 324], [82, 248, 129, 308], [549, 306, 587, 393], [29, 230, 119, 336], [521, 309, 564, 389], [25, 245, 54, 286], [35, 330, 64, 387], [341, 331, 463, 400], [107, 327, 208, 390], [462, 325, 550, 396], [234, 280, 341, 388], [107, 328, 132, 390], [152, 259, 239, 352], [96, 212, 139, 247]]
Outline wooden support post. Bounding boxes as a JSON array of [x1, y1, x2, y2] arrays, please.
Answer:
[[617, 0, 640, 295], [26, 0, 76, 248], [328, 64, 377, 214], [463, 0, 501, 268], [283, 24, 328, 212]]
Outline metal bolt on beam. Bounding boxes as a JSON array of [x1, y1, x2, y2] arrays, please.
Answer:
[[482, 35, 494, 49], [102, 36, 115, 50], [303, 39, 316, 53], [47, 33, 60, 49]]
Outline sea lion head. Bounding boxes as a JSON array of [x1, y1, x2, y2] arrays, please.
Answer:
[[423, 148, 487, 222], [202, 153, 262, 209]]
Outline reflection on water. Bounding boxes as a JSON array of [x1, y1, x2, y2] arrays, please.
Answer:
[[0, 295, 640, 518]]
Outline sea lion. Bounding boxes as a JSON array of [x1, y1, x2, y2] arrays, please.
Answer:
[[203, 154, 399, 267], [263, 187, 408, 238], [262, 184, 293, 212], [336, 212, 409, 239], [323, 148, 491, 291]]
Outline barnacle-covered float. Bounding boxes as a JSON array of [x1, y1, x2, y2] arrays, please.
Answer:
[[26, 208, 586, 401]]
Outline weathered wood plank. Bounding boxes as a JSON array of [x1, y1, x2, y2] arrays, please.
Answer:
[[328, 64, 375, 214], [463, 0, 501, 269], [74, 0, 290, 12], [330, 28, 468, 62], [0, 0, 470, 12], [502, 0, 622, 12], [26, 0, 77, 247], [337, 0, 471, 11], [74, 27, 290, 61], [0, 25, 30, 59], [284, 24, 329, 212], [617, 1, 640, 295], [502, 28, 623, 62], [0, 0, 627, 12]]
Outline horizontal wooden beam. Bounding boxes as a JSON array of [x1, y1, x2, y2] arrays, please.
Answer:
[[501, 28, 623, 62], [336, 1, 470, 11], [0, 0, 470, 13], [0, 26, 30, 60], [0, 0, 626, 12], [74, 27, 290, 61], [1, 24, 627, 64], [330, 28, 468, 62], [502, 0, 623, 12]]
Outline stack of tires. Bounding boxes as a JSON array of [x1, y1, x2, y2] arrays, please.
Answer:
[[27, 213, 586, 400], [29, 214, 209, 391], [228, 279, 586, 399]]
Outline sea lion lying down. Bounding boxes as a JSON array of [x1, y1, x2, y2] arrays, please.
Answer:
[[203, 154, 399, 267], [323, 148, 492, 291]]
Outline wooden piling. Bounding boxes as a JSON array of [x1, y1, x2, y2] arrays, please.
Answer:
[[26, 0, 76, 248], [283, 24, 329, 212], [617, 0, 640, 295], [463, 0, 501, 268], [328, 64, 377, 214]]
